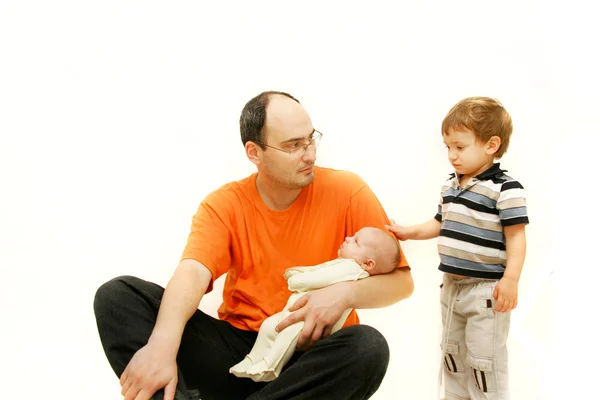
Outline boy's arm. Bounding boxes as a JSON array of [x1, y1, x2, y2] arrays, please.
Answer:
[[494, 178, 529, 312], [493, 224, 527, 312], [387, 218, 441, 240], [503, 224, 527, 281], [388, 184, 444, 241]]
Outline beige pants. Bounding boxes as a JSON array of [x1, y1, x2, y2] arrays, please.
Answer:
[[439, 274, 511, 400]]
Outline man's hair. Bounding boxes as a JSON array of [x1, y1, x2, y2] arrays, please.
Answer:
[[441, 96, 513, 158], [239, 91, 300, 149]]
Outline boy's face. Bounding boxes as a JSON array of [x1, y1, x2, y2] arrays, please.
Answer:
[[443, 129, 496, 181], [337, 228, 379, 266]]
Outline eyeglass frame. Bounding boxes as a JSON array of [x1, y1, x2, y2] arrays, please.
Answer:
[[256, 129, 323, 156]]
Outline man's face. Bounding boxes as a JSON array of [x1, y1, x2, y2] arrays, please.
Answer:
[[258, 96, 317, 190]]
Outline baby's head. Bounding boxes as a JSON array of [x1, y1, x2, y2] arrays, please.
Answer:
[[337, 227, 400, 275]]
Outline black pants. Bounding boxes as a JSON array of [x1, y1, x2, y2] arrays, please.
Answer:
[[93, 275, 390, 400]]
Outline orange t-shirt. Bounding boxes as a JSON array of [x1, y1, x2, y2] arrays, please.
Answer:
[[181, 166, 410, 332]]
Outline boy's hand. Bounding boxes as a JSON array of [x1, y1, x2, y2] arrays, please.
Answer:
[[492, 277, 519, 312], [386, 219, 411, 241]]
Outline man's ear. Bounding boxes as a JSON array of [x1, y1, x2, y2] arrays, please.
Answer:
[[486, 136, 501, 155], [362, 259, 375, 271], [245, 142, 262, 166]]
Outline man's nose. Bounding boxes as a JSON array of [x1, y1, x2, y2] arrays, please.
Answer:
[[302, 144, 317, 162]]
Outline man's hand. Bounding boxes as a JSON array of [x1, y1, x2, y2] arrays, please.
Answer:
[[492, 277, 519, 312], [275, 282, 353, 351], [119, 343, 179, 400]]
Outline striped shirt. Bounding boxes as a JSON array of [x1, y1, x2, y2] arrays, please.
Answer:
[[434, 163, 529, 279]]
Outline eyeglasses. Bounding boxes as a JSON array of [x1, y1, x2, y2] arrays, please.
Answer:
[[258, 130, 323, 156]]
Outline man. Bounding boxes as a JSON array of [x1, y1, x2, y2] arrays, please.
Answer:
[[94, 91, 414, 400]]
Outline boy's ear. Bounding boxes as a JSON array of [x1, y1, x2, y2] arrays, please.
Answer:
[[486, 136, 501, 155], [362, 259, 375, 271]]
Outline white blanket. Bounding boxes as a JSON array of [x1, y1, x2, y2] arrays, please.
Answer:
[[229, 258, 369, 382]]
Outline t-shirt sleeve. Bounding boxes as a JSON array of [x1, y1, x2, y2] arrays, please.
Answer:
[[434, 194, 443, 222], [345, 181, 410, 268], [497, 180, 530, 227], [435, 181, 449, 222], [180, 191, 232, 293]]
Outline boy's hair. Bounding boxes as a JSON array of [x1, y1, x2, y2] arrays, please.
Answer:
[[441, 96, 513, 158]]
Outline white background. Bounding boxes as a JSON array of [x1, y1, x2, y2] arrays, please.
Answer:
[[1, 1, 597, 399]]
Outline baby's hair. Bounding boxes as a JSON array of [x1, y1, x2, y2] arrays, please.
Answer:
[[370, 228, 401, 274], [384, 233, 401, 273], [442, 96, 513, 158]]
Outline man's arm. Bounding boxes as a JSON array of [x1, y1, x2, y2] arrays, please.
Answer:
[[149, 259, 213, 352], [344, 267, 413, 309], [275, 268, 412, 350], [275, 177, 414, 350], [119, 259, 212, 400]]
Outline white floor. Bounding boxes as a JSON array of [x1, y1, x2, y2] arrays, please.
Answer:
[[4, 248, 564, 400]]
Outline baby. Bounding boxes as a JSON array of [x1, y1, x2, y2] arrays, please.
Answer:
[[229, 226, 400, 382]]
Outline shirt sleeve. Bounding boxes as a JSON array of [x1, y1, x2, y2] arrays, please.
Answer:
[[434, 194, 443, 222], [497, 180, 530, 227], [180, 191, 232, 293], [435, 181, 449, 222], [345, 181, 410, 268]]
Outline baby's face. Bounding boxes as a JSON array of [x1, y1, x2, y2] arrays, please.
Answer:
[[337, 228, 378, 264]]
